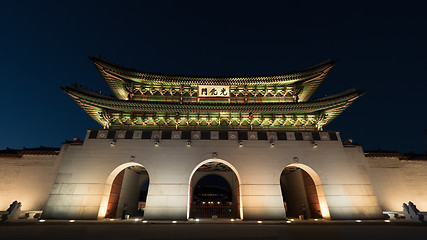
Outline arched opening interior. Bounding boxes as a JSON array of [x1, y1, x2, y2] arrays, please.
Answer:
[[280, 166, 323, 219], [189, 162, 240, 219], [104, 165, 149, 219]]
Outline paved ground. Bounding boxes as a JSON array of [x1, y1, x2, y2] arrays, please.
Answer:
[[1, 220, 426, 240]]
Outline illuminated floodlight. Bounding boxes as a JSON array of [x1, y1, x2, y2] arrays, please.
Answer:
[[356, 220, 362, 222], [239, 141, 243, 148], [39, 219, 46, 222], [230, 219, 235, 222], [290, 219, 294, 222], [286, 221, 291, 223], [172, 220, 177, 223], [187, 141, 191, 147], [384, 220, 391, 222], [257, 221, 262, 224], [110, 219, 115, 221], [312, 142, 318, 148], [154, 141, 159, 147], [314, 219, 318, 221], [134, 218, 140, 221], [69, 220, 75, 223], [195, 219, 200, 222], [142, 220, 148, 223]]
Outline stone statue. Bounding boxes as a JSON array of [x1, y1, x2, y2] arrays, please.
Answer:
[[403, 201, 426, 223], [1, 201, 22, 223]]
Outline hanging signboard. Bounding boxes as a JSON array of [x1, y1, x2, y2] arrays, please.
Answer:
[[198, 85, 230, 98]]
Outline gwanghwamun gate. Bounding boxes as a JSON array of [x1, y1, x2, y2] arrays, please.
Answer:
[[1, 57, 426, 221]]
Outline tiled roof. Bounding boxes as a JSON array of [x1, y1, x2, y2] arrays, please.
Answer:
[[0, 146, 60, 157], [90, 56, 335, 101], [365, 150, 427, 161], [91, 56, 336, 85], [63, 57, 363, 130], [62, 85, 363, 130]]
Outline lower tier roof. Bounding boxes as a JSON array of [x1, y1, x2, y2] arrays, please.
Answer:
[[62, 85, 364, 130]]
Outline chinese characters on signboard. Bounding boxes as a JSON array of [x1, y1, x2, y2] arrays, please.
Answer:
[[198, 85, 230, 97]]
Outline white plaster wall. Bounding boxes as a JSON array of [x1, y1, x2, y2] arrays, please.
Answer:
[[367, 157, 427, 212], [42, 135, 383, 220], [319, 146, 383, 219], [0, 151, 63, 211]]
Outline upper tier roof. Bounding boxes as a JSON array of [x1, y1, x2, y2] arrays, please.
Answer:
[[90, 56, 336, 101]]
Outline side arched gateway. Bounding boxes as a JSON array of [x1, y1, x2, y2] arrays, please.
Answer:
[[187, 159, 243, 219], [280, 163, 330, 219], [98, 162, 150, 219]]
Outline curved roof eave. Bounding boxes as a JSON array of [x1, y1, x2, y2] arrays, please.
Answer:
[[90, 56, 336, 86]]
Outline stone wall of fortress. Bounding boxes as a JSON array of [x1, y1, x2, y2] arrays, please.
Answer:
[[0, 150, 64, 211], [366, 156, 427, 212]]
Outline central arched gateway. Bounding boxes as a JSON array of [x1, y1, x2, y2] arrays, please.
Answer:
[[188, 159, 243, 219], [98, 162, 150, 219]]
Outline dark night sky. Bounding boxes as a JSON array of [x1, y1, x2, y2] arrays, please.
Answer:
[[1, 1, 426, 153]]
